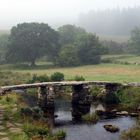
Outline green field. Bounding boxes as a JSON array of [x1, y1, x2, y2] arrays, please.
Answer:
[[0, 54, 140, 83]]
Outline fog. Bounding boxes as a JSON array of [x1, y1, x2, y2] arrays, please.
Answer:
[[1, 0, 140, 34]]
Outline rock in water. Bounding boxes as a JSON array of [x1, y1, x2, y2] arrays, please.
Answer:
[[103, 124, 120, 133]]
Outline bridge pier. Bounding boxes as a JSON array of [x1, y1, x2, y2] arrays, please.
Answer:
[[105, 83, 121, 94], [38, 86, 55, 112], [71, 84, 92, 120], [104, 83, 122, 104]]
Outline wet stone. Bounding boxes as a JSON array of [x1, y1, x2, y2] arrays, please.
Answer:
[[11, 108, 17, 112], [9, 127, 22, 133], [15, 123, 22, 127], [0, 137, 10, 140], [6, 122, 14, 128], [0, 121, 3, 125], [0, 126, 5, 130], [0, 132, 7, 136]]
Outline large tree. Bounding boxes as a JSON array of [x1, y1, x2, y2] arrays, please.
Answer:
[[58, 24, 86, 45], [76, 33, 106, 64], [6, 23, 59, 66], [56, 44, 80, 67], [129, 27, 140, 55], [0, 34, 9, 63]]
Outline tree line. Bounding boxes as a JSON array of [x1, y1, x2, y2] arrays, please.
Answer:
[[0, 23, 107, 66], [0, 22, 140, 67], [78, 7, 140, 35]]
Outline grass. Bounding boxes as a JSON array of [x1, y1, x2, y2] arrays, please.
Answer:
[[81, 112, 99, 123], [0, 63, 140, 83], [102, 54, 140, 64], [0, 54, 140, 84]]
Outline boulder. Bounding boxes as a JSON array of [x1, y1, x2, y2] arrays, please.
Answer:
[[116, 111, 128, 116], [130, 113, 139, 117], [137, 106, 140, 112], [103, 124, 119, 133], [95, 109, 106, 116], [6, 122, 14, 128]]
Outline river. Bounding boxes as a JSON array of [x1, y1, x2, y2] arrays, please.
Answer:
[[54, 99, 136, 140]]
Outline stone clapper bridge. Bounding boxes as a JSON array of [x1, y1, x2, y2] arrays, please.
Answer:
[[0, 81, 140, 119]]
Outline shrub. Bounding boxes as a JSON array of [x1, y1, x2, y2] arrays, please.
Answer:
[[90, 86, 102, 99], [103, 92, 120, 105], [29, 74, 50, 83], [74, 75, 85, 81], [55, 130, 66, 139], [23, 123, 49, 138], [120, 120, 140, 140], [82, 112, 99, 123], [50, 72, 64, 81], [117, 87, 140, 110]]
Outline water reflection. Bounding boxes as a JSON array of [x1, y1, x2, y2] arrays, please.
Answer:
[[53, 99, 136, 140]]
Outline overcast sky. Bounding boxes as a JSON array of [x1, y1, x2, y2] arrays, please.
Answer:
[[0, 0, 140, 29]]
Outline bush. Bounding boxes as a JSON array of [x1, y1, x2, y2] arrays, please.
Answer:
[[82, 112, 99, 123], [29, 74, 50, 83], [23, 123, 49, 138], [55, 130, 66, 139], [121, 120, 140, 140], [103, 92, 120, 105], [50, 72, 64, 81], [74, 75, 85, 81], [117, 87, 140, 110], [90, 86, 102, 99]]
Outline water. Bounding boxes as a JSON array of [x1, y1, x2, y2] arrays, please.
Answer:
[[54, 99, 136, 140]]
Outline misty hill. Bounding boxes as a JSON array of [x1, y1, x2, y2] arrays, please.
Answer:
[[78, 7, 140, 36]]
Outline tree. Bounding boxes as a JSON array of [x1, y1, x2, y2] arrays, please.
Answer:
[[76, 33, 106, 64], [6, 23, 59, 66], [0, 34, 9, 63], [56, 44, 80, 67], [129, 27, 140, 55], [58, 24, 86, 45]]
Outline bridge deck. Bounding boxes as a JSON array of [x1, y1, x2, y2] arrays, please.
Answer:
[[0, 81, 140, 93]]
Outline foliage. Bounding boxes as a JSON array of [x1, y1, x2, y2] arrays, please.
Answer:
[[20, 106, 44, 120], [58, 24, 86, 45], [57, 24, 106, 66], [6, 23, 59, 66], [23, 123, 49, 137], [81, 112, 99, 123], [74, 75, 85, 81], [76, 33, 106, 65], [55, 130, 66, 139], [90, 86, 102, 99], [101, 40, 128, 54], [120, 119, 140, 140], [103, 92, 120, 105], [0, 71, 31, 86], [0, 93, 17, 105], [129, 27, 140, 55], [117, 87, 140, 110], [56, 44, 80, 67], [9, 133, 28, 140], [28, 74, 50, 83], [50, 72, 64, 81], [0, 34, 9, 63]]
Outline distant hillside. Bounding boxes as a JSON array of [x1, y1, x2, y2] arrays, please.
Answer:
[[78, 7, 140, 36]]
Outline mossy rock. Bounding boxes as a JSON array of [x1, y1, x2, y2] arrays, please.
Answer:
[[103, 124, 119, 133]]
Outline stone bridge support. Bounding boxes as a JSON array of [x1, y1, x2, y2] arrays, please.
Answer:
[[105, 83, 121, 94], [104, 83, 122, 105], [38, 86, 55, 112], [71, 84, 92, 120]]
